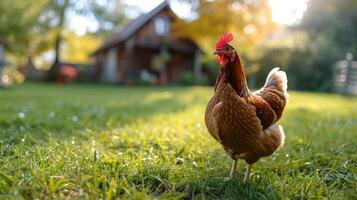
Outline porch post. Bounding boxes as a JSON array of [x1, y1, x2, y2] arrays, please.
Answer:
[[123, 39, 135, 84]]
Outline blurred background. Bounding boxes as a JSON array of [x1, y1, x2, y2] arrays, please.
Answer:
[[0, 2, 356, 198], [0, 0, 356, 95]]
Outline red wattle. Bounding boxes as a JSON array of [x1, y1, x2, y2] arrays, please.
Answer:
[[217, 55, 224, 65]]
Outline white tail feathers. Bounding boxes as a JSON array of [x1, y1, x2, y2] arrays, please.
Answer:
[[265, 67, 288, 96], [256, 124, 285, 158], [263, 124, 285, 149]]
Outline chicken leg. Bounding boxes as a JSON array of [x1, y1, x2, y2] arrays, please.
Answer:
[[230, 159, 238, 177], [243, 164, 252, 183]]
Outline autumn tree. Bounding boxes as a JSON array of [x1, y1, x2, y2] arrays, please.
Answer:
[[173, 0, 275, 54], [173, 0, 275, 85], [61, 31, 100, 64]]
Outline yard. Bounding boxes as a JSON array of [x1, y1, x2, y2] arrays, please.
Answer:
[[0, 83, 356, 199]]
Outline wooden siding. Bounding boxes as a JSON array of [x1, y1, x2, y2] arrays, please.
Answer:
[[92, 2, 201, 84]]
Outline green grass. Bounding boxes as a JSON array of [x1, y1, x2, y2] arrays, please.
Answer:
[[0, 83, 356, 199]]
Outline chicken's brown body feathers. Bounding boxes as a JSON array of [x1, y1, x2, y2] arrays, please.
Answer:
[[205, 53, 287, 165], [247, 96, 276, 129], [255, 86, 286, 121]]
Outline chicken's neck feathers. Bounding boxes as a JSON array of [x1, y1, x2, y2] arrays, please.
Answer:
[[216, 53, 251, 97]]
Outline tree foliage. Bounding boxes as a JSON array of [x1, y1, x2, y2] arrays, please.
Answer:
[[62, 31, 100, 64], [301, 0, 357, 55], [290, 0, 357, 91], [0, 0, 49, 59], [254, 0, 357, 91], [89, 0, 128, 37], [0, 0, 127, 68], [172, 0, 276, 88], [173, 0, 275, 54]]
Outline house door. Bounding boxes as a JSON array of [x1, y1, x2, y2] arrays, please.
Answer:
[[101, 48, 118, 83]]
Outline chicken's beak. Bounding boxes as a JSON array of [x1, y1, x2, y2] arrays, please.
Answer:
[[213, 50, 222, 55]]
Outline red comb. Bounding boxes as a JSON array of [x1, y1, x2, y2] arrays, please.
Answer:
[[216, 32, 234, 49]]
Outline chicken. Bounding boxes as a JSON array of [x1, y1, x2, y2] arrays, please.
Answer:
[[205, 33, 288, 183]]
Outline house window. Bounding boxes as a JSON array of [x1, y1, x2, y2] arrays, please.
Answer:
[[154, 17, 170, 36]]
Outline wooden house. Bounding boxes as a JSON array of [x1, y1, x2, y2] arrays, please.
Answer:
[[91, 1, 203, 85]]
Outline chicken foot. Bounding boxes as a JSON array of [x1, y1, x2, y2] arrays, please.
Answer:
[[243, 164, 253, 183]]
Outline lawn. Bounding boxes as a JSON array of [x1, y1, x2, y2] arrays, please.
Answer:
[[0, 83, 356, 199]]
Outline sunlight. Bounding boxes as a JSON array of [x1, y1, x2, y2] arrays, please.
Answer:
[[268, 0, 309, 25]]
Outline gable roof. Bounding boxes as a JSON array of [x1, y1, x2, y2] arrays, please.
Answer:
[[94, 1, 172, 54]]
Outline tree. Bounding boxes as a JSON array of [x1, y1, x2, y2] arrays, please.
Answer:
[[173, 0, 275, 54], [254, 0, 357, 91], [0, 0, 49, 61], [0, 0, 128, 81], [89, 0, 128, 37], [52, 0, 69, 70], [289, 0, 357, 91], [301, 0, 357, 55], [39, 0, 127, 79], [62, 31, 100, 64], [172, 0, 276, 87]]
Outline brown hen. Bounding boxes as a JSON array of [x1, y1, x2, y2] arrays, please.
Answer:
[[205, 33, 288, 183]]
